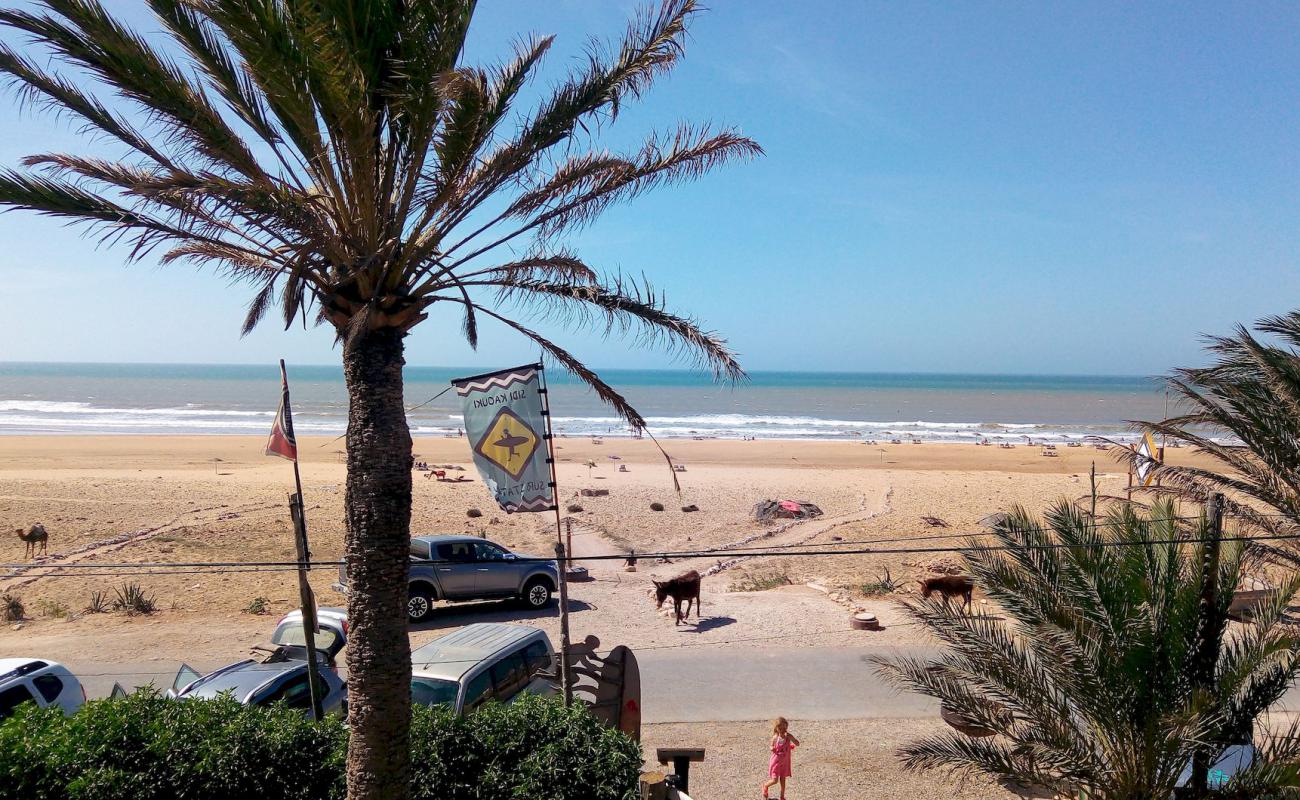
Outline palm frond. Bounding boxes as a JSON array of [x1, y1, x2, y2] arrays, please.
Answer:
[[3, 3, 263, 177], [456, 301, 647, 430], [1121, 312, 1300, 556], [877, 501, 1300, 797], [480, 274, 742, 381]]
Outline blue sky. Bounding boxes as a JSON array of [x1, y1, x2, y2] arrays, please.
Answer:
[[1, 1, 1298, 375]]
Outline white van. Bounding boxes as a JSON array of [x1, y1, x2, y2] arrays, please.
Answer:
[[410, 623, 556, 714], [0, 659, 85, 720]]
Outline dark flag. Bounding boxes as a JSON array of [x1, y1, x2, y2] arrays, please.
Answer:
[[266, 362, 298, 461]]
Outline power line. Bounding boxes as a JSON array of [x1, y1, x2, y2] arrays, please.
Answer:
[[0, 516, 1213, 571], [65, 628, 865, 680], [722, 513, 1211, 553], [3, 512, 1294, 579], [2, 567, 313, 578], [6, 529, 1300, 577]]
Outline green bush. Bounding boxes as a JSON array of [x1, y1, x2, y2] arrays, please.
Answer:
[[0, 690, 640, 800], [409, 694, 643, 800], [0, 689, 346, 800]]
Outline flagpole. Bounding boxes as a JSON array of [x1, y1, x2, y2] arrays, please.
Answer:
[[278, 359, 324, 722], [537, 361, 573, 705]]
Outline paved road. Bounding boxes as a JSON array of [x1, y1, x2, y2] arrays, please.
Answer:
[[638, 646, 938, 722], [69, 646, 934, 724], [67, 645, 1300, 725]]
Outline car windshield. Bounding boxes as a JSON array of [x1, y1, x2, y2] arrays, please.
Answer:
[[411, 677, 459, 708], [272, 623, 341, 653], [410, 541, 432, 560]]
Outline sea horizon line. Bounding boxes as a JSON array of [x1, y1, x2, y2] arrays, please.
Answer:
[[0, 360, 1164, 382]]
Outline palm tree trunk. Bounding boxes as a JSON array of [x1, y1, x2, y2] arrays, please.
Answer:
[[342, 326, 413, 800]]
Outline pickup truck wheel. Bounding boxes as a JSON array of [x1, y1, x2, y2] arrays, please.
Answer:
[[407, 586, 435, 622], [522, 578, 554, 609]]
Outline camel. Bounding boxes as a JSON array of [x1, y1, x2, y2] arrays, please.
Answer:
[[919, 574, 974, 613], [16, 523, 48, 559], [653, 570, 702, 625]]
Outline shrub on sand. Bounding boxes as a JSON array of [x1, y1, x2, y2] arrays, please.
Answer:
[[111, 583, 156, 616], [1, 593, 23, 622]]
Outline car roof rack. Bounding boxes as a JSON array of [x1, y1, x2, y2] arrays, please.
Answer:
[[0, 660, 49, 683]]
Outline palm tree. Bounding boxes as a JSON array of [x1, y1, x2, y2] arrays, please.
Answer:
[[875, 501, 1300, 799], [0, 2, 757, 797], [1115, 311, 1300, 545]]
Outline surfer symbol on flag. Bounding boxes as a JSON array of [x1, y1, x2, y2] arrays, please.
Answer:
[[474, 408, 540, 480], [1134, 431, 1159, 487], [453, 364, 554, 513]]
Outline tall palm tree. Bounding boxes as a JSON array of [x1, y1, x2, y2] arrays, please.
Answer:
[[875, 501, 1300, 799], [0, 2, 758, 797], [1115, 311, 1300, 543]]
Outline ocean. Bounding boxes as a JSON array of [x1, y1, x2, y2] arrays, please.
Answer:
[[0, 362, 1172, 444]]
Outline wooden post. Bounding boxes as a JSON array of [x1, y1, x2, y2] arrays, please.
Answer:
[[565, 516, 574, 566], [1089, 461, 1098, 519], [288, 491, 324, 722], [276, 359, 323, 723], [1126, 444, 1135, 501], [1189, 493, 1225, 798]]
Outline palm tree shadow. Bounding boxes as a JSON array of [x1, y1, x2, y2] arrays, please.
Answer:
[[409, 597, 594, 634], [681, 616, 737, 634]]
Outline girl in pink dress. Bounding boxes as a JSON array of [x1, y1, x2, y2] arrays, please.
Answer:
[[761, 717, 800, 799]]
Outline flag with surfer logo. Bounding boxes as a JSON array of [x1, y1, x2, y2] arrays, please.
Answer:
[[1134, 430, 1159, 487], [265, 360, 298, 462], [452, 364, 553, 513]]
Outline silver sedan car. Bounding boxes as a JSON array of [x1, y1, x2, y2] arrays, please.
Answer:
[[167, 609, 348, 719], [169, 660, 346, 719]]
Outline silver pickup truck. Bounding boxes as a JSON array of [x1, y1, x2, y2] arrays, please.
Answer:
[[332, 534, 560, 622]]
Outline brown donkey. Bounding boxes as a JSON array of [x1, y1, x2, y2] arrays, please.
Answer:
[[653, 570, 702, 625], [919, 574, 974, 613]]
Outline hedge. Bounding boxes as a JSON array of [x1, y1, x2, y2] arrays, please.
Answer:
[[0, 690, 641, 800]]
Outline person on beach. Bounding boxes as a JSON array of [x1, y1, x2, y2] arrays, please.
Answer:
[[761, 717, 799, 799]]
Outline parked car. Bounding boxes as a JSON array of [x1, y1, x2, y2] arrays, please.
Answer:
[[332, 535, 560, 622], [168, 660, 346, 719], [165, 609, 348, 719], [0, 658, 85, 721], [263, 607, 348, 667], [410, 623, 556, 714]]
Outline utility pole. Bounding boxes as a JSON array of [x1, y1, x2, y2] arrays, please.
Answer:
[[554, 539, 573, 705], [1189, 492, 1225, 799], [537, 363, 573, 706]]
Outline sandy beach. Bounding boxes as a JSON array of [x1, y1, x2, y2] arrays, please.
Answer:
[[0, 434, 1219, 798], [0, 434, 1216, 620]]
